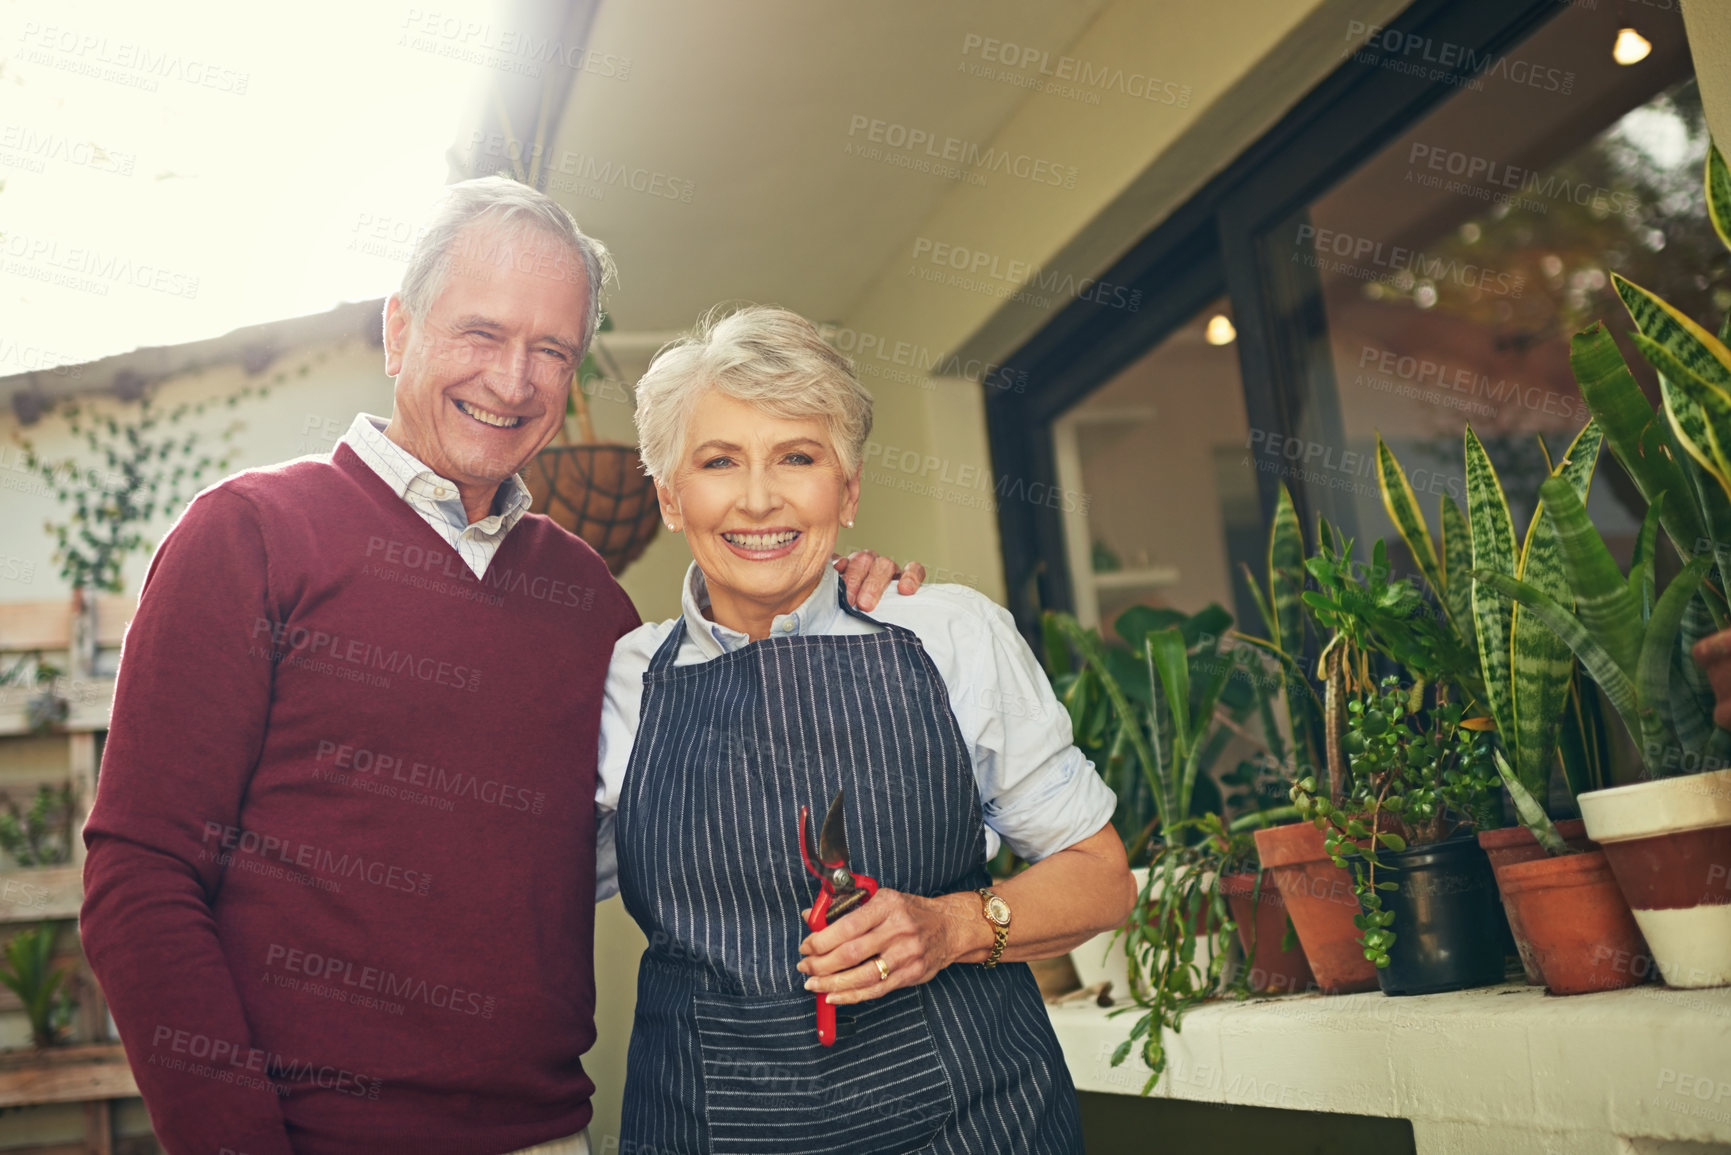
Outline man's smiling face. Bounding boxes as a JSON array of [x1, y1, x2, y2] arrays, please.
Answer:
[[382, 220, 591, 512]]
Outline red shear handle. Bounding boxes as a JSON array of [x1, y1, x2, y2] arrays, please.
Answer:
[[805, 877, 879, 1046]]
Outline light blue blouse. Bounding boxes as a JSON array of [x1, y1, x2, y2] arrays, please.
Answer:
[[594, 564, 1117, 900]]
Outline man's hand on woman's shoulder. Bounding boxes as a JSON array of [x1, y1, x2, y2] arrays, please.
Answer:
[[832, 551, 926, 611]]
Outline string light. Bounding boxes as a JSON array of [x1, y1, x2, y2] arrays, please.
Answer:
[[1204, 315, 1237, 345]]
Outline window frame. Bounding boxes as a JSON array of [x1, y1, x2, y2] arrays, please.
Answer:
[[986, 0, 1571, 635]]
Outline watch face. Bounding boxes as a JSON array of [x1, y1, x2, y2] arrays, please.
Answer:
[[985, 895, 1011, 926]]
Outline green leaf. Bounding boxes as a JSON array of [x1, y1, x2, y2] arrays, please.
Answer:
[[1474, 569, 1640, 745], [1466, 427, 1518, 762], [1269, 485, 1305, 655], [1707, 142, 1731, 257], [1647, 336, 1731, 503], [1617, 273, 1731, 396], [1635, 555, 1713, 768], [1538, 476, 1643, 678], [1492, 748, 1567, 853], [1441, 495, 1476, 657], [1569, 323, 1707, 555], [1377, 436, 1445, 607], [1376, 832, 1406, 851]]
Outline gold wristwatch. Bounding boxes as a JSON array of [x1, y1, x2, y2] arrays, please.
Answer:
[[977, 888, 1011, 968]]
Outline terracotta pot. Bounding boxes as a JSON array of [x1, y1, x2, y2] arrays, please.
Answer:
[[522, 444, 662, 576], [1252, 822, 1378, 994], [1219, 870, 1315, 995], [1498, 850, 1651, 995], [1478, 820, 1595, 984], [1579, 767, 1731, 989]]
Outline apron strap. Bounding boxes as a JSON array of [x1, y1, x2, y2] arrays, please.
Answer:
[[646, 617, 688, 673]]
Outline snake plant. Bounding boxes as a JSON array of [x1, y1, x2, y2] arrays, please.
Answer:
[[1475, 476, 1725, 777], [1373, 421, 1602, 806]]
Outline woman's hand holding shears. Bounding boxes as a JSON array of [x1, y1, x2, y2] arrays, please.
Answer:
[[796, 791, 989, 1025]]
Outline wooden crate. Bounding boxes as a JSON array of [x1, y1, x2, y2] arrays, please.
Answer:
[[0, 598, 141, 1153]]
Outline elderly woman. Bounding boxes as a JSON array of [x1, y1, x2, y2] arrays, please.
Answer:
[[595, 306, 1135, 1155]]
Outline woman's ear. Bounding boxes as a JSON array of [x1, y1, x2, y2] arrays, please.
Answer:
[[840, 471, 861, 529], [657, 480, 681, 532]]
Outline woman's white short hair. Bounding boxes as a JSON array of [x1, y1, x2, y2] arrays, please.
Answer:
[[398, 175, 616, 352], [634, 305, 874, 481]]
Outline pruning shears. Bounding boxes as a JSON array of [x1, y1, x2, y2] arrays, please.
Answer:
[[798, 789, 879, 1046]]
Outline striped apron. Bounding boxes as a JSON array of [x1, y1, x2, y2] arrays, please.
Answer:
[[615, 588, 1084, 1155]]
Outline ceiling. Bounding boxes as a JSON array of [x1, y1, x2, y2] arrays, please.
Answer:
[[534, 0, 1111, 351]]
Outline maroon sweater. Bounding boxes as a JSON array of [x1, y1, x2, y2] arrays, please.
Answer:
[[81, 445, 638, 1155]]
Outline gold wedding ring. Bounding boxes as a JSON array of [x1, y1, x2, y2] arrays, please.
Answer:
[[874, 957, 891, 982]]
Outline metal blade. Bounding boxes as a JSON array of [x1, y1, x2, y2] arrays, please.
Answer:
[[817, 789, 850, 866]]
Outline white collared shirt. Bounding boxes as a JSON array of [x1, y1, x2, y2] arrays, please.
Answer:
[[594, 564, 1118, 900], [338, 413, 534, 579]]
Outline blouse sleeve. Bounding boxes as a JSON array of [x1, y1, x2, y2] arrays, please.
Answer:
[[933, 590, 1118, 863], [594, 622, 663, 901]]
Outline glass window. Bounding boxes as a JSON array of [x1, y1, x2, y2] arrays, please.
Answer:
[[1260, 1, 1721, 564], [1052, 299, 1259, 639]]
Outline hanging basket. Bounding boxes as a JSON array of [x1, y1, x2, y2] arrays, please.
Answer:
[[522, 443, 662, 576]]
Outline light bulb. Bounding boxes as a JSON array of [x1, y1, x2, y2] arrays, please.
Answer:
[[1613, 27, 1651, 66], [1204, 315, 1237, 345]]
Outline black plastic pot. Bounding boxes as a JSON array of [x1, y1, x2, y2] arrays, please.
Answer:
[[1369, 833, 1506, 996]]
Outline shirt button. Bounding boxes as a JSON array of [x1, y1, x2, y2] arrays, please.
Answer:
[[434, 487, 449, 498], [780, 620, 795, 632]]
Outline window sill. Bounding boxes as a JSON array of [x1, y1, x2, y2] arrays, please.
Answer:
[[1048, 981, 1731, 1154]]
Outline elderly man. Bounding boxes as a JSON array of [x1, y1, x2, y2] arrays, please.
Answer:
[[80, 177, 919, 1155]]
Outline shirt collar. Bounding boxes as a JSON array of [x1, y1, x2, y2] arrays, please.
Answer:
[[679, 562, 846, 660], [341, 413, 534, 535]]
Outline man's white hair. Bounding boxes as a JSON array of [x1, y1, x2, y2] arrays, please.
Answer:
[[398, 175, 616, 352], [634, 305, 873, 481]]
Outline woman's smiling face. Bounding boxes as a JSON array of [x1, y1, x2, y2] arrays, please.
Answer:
[[659, 390, 860, 636]]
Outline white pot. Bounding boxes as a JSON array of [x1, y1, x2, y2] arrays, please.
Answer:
[[1578, 767, 1731, 989]]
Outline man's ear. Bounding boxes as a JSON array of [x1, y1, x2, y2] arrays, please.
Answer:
[[382, 295, 411, 377], [656, 480, 680, 531]]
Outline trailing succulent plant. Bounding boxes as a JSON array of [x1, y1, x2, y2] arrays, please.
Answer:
[[1291, 676, 1499, 968]]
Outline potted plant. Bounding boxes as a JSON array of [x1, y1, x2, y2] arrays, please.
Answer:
[[1375, 422, 1616, 981], [1046, 606, 1297, 1087], [1235, 486, 1379, 995], [1480, 472, 1728, 988], [0, 925, 76, 1049], [1485, 760, 1651, 995]]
